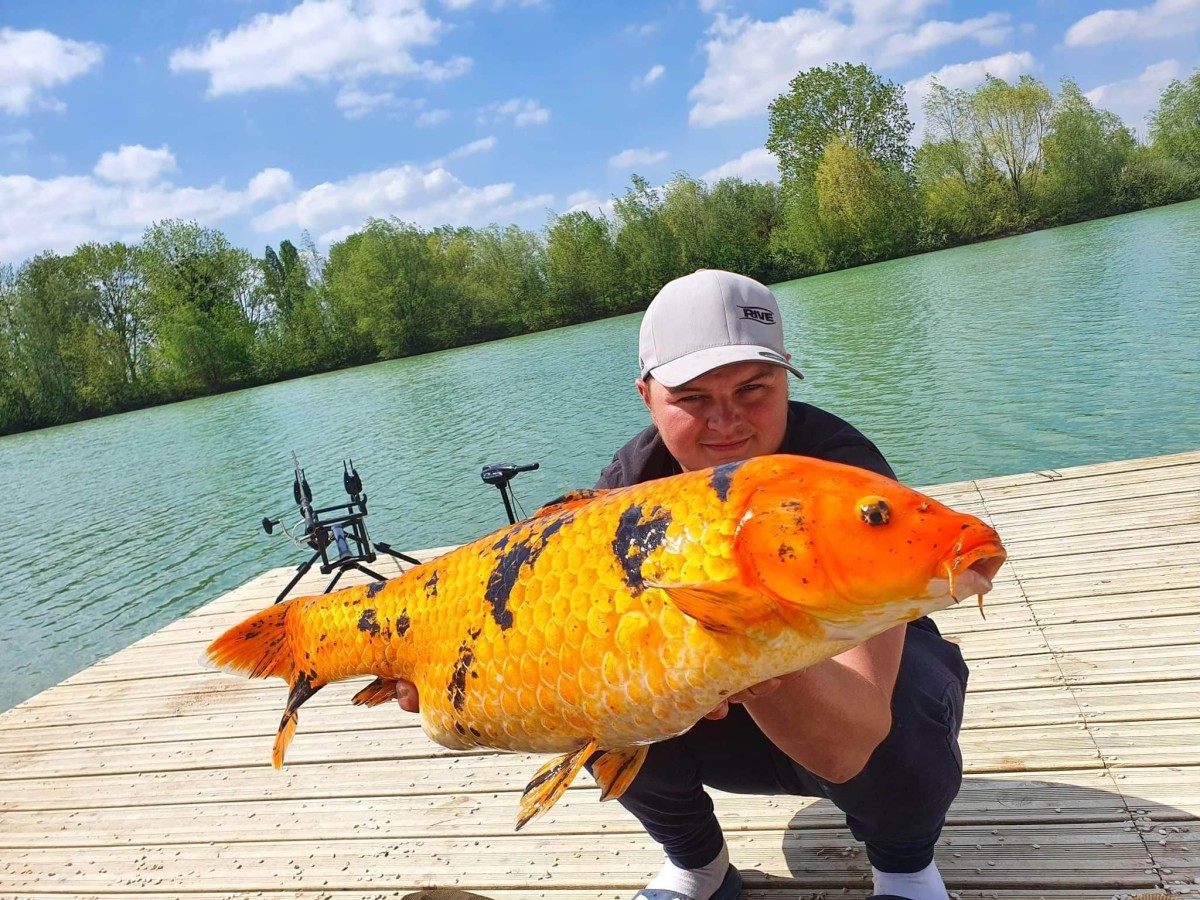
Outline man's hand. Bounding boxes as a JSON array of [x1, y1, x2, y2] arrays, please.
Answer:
[[395, 679, 420, 713], [705, 670, 806, 720]]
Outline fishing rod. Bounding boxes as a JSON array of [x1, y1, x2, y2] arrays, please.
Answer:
[[262, 453, 421, 604]]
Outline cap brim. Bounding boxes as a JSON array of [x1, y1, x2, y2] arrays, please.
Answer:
[[646, 345, 804, 388]]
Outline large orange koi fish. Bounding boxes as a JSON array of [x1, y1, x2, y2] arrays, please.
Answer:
[[207, 455, 1005, 828]]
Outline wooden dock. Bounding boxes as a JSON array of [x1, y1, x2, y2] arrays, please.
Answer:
[[2, 450, 1198, 900]]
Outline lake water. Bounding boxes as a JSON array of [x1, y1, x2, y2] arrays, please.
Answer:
[[2, 200, 1198, 713]]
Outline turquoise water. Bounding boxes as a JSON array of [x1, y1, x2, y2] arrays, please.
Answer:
[[1, 200, 1198, 713]]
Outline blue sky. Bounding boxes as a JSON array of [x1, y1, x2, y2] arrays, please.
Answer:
[[2, 0, 1198, 264]]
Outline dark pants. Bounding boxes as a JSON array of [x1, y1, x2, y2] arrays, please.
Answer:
[[590, 618, 969, 874]]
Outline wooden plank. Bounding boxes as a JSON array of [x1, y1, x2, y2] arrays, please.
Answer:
[[0, 772, 1138, 847], [0, 825, 1162, 892], [4, 450, 1200, 900], [0, 718, 1102, 782]]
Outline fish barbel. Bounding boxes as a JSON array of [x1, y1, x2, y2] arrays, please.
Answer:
[[207, 454, 1006, 828]]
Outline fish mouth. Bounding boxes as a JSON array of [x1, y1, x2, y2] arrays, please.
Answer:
[[942, 540, 1007, 607]]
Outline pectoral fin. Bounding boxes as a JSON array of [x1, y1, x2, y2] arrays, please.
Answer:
[[646, 579, 776, 634], [516, 739, 596, 830], [351, 676, 399, 707], [590, 746, 649, 801]]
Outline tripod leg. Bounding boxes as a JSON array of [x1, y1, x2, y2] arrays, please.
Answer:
[[276, 553, 321, 604], [373, 542, 423, 567], [356, 564, 388, 582], [323, 568, 347, 594]]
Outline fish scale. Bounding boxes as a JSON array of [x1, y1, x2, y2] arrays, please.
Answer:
[[207, 453, 1007, 829]]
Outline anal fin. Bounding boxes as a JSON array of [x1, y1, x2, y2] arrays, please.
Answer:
[[516, 738, 597, 831], [590, 746, 648, 801], [351, 676, 399, 707]]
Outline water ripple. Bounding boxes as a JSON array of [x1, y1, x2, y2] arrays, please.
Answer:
[[2, 201, 1198, 712]]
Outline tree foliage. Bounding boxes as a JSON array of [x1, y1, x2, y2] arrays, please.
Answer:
[[2, 62, 1199, 435], [767, 62, 913, 193], [1150, 70, 1200, 170]]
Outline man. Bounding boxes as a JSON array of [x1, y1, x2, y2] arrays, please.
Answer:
[[396, 269, 968, 900]]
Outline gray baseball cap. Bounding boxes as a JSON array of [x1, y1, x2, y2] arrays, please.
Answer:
[[638, 269, 804, 388]]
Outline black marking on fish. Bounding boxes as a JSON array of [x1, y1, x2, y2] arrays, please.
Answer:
[[285, 670, 320, 717], [470, 726, 481, 737], [357, 609, 380, 636], [710, 460, 746, 502], [612, 504, 672, 592], [395, 612, 411, 636], [455, 721, 467, 735], [525, 752, 576, 793], [366, 581, 386, 598], [424, 570, 439, 598], [484, 513, 573, 630], [778, 543, 797, 561], [448, 640, 475, 712], [244, 630, 259, 639]]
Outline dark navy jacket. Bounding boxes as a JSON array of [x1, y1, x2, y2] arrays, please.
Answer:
[[595, 400, 896, 489]]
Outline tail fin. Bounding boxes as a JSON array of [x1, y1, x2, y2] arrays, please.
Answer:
[[206, 600, 296, 681], [206, 599, 326, 768]]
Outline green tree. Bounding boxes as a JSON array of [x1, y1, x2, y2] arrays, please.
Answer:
[[544, 210, 624, 322], [74, 241, 150, 389], [6, 252, 94, 424], [0, 264, 30, 432], [767, 62, 913, 191], [1038, 80, 1136, 222], [455, 224, 549, 335], [969, 74, 1054, 219], [1149, 70, 1200, 171], [323, 218, 467, 360], [812, 138, 917, 269], [1113, 147, 1200, 211], [612, 175, 684, 305], [138, 220, 257, 392]]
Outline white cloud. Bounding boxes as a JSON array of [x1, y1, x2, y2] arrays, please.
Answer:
[[168, 0, 471, 97], [441, 0, 546, 8], [1, 144, 552, 262], [633, 64, 666, 90], [624, 22, 658, 38], [698, 0, 727, 11], [609, 147, 669, 168], [336, 85, 401, 118], [0, 27, 104, 115], [1, 130, 34, 146], [93, 145, 179, 185], [0, 157, 287, 262], [416, 108, 451, 126], [248, 168, 297, 202], [1065, 0, 1200, 46], [485, 97, 550, 126], [701, 146, 779, 183], [1087, 59, 1183, 134], [251, 162, 548, 243], [903, 51, 1037, 140], [877, 12, 1010, 66], [431, 135, 498, 167], [688, 4, 1019, 127], [563, 189, 615, 218]]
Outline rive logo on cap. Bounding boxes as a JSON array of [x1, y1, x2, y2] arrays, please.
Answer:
[[638, 269, 804, 388]]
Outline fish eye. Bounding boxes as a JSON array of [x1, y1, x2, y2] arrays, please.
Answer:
[[858, 497, 891, 527]]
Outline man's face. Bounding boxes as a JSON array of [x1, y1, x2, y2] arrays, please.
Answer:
[[637, 362, 791, 472]]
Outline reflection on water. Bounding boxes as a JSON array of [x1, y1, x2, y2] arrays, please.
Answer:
[[1, 200, 1198, 712]]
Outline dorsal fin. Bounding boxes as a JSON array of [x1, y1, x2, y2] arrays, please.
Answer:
[[534, 489, 609, 517]]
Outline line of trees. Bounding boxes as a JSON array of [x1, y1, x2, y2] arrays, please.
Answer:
[[2, 66, 1198, 435]]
